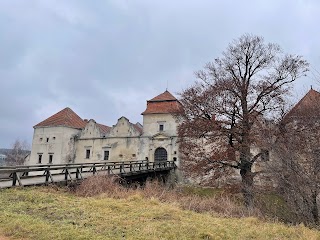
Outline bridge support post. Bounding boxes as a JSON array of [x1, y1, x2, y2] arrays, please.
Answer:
[[12, 172, 22, 187], [64, 169, 69, 185], [76, 168, 82, 179], [45, 170, 54, 184], [12, 172, 16, 186]]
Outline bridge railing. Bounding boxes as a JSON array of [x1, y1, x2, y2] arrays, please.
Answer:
[[0, 160, 176, 187]]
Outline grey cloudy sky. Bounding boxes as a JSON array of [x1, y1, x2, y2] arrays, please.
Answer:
[[0, 0, 320, 148]]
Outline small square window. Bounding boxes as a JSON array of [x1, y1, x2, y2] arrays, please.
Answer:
[[49, 154, 53, 164], [132, 154, 136, 157], [119, 154, 123, 158], [159, 124, 164, 131], [86, 149, 90, 159]]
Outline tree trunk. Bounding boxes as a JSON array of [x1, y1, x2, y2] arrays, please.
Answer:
[[240, 167, 254, 209], [239, 143, 254, 209]]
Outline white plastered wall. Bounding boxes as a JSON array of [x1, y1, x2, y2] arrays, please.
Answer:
[[29, 126, 81, 165]]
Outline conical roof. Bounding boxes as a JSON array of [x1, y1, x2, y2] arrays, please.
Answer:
[[142, 90, 182, 115], [34, 107, 86, 129]]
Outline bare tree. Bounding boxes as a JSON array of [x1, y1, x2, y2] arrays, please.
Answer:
[[178, 34, 308, 208], [5, 139, 30, 166]]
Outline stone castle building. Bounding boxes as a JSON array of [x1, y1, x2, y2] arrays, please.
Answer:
[[28, 90, 182, 166]]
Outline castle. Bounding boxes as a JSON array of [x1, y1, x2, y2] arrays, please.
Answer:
[[28, 90, 182, 166]]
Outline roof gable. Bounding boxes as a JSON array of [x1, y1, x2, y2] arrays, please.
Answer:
[[34, 107, 86, 129], [149, 90, 177, 102], [108, 116, 142, 137], [285, 89, 320, 120]]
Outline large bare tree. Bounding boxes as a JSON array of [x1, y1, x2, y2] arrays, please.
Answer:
[[178, 34, 308, 208]]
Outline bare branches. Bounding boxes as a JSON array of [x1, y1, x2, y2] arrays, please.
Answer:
[[178, 34, 308, 208], [5, 139, 30, 166]]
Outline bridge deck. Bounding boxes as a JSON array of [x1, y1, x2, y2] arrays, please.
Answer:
[[0, 160, 176, 188]]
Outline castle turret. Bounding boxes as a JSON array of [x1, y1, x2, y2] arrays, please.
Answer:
[[142, 90, 182, 136], [141, 90, 182, 163]]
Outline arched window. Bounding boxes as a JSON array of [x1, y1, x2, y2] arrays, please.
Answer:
[[154, 147, 167, 162]]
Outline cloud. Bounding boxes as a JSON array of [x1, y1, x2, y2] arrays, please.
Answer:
[[0, 0, 319, 147]]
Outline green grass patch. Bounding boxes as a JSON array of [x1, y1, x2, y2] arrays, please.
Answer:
[[181, 186, 224, 197], [0, 187, 319, 240], [255, 192, 296, 223]]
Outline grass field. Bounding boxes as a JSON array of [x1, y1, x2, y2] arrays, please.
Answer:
[[0, 187, 319, 240]]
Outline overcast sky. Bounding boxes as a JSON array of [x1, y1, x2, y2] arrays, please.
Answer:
[[0, 0, 320, 148]]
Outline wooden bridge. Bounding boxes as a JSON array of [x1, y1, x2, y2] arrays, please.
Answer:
[[0, 160, 176, 188]]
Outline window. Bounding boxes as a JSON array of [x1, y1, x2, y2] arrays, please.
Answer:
[[158, 121, 166, 132], [104, 151, 109, 160], [49, 154, 53, 164], [119, 154, 123, 158], [39, 138, 43, 142], [174, 151, 177, 154], [132, 154, 136, 157], [46, 138, 49, 143], [86, 149, 90, 159], [53, 137, 56, 140], [261, 150, 270, 162], [38, 154, 42, 164], [173, 157, 177, 162]]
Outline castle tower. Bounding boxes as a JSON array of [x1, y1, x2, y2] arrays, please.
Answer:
[[141, 90, 182, 163], [29, 107, 85, 165]]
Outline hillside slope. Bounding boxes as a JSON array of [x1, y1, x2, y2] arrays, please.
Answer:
[[0, 188, 319, 240]]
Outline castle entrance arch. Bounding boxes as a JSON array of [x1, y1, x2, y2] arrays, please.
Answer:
[[154, 147, 167, 163]]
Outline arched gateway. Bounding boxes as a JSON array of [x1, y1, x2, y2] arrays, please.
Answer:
[[154, 147, 167, 162]]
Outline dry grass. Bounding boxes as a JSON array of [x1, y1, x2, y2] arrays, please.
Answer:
[[75, 175, 261, 218], [0, 186, 319, 240]]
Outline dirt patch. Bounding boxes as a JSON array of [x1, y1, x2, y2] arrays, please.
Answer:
[[0, 236, 11, 240]]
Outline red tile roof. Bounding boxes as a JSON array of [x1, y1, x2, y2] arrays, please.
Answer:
[[149, 90, 177, 102], [97, 123, 111, 134], [142, 90, 183, 115], [133, 123, 143, 134], [284, 89, 320, 120], [34, 107, 86, 129]]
